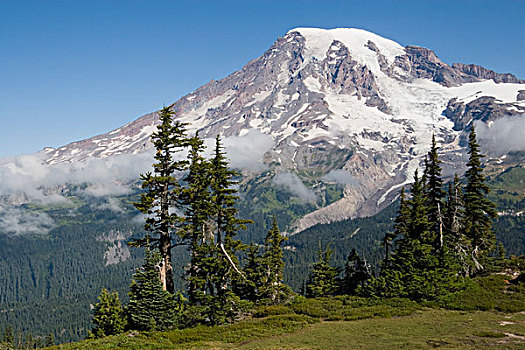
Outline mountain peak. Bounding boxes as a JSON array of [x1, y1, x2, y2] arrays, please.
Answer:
[[286, 27, 404, 69]]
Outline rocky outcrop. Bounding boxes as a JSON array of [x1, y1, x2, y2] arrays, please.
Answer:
[[444, 96, 525, 131], [452, 63, 525, 84], [388, 47, 524, 87], [391, 46, 478, 87]]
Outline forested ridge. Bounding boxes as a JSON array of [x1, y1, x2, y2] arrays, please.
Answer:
[[0, 109, 524, 347]]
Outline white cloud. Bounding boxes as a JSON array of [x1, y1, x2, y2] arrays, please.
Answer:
[[273, 172, 316, 203], [0, 205, 55, 235], [475, 115, 525, 156], [222, 129, 274, 171], [321, 169, 359, 186]]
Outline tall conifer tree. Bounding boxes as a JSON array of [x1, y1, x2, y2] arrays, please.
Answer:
[[258, 217, 290, 304], [198, 135, 251, 324], [463, 125, 498, 272], [181, 134, 213, 303], [132, 106, 189, 293], [425, 134, 445, 250]]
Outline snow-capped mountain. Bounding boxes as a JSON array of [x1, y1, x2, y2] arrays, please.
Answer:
[[40, 28, 525, 233]]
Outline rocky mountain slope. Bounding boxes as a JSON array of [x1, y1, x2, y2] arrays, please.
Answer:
[[25, 28, 525, 233]]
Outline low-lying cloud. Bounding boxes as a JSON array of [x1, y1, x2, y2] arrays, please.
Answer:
[[475, 115, 525, 156], [321, 169, 359, 186], [200, 129, 274, 171], [273, 172, 316, 203], [0, 129, 274, 205], [222, 129, 274, 171], [0, 129, 275, 234], [0, 205, 55, 235]]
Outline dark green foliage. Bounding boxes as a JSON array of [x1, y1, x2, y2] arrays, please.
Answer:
[[45, 333, 55, 347], [132, 106, 189, 294], [366, 167, 464, 301], [199, 136, 251, 323], [425, 135, 445, 250], [90, 288, 126, 338], [305, 248, 340, 297], [234, 244, 263, 303], [342, 249, 371, 295], [257, 217, 292, 304], [127, 249, 183, 331], [182, 135, 253, 326], [180, 135, 213, 304], [2, 325, 13, 344], [463, 125, 498, 272]]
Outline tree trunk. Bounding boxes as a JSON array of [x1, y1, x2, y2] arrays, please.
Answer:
[[159, 233, 174, 293]]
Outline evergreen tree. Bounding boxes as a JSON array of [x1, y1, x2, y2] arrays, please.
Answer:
[[383, 187, 410, 264], [208, 135, 251, 322], [127, 248, 183, 331], [180, 134, 213, 304], [365, 169, 461, 300], [425, 134, 445, 250], [234, 244, 262, 303], [132, 106, 189, 293], [3, 325, 13, 344], [342, 249, 372, 295], [183, 135, 251, 325], [305, 248, 340, 297], [445, 174, 469, 275], [44, 333, 55, 347], [463, 125, 498, 272], [91, 288, 126, 338], [258, 217, 291, 304]]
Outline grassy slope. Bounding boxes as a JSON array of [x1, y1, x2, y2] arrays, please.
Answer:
[[47, 274, 525, 350], [47, 309, 525, 350], [240, 310, 525, 350]]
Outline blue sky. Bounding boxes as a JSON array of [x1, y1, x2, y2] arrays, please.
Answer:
[[1, 0, 524, 158]]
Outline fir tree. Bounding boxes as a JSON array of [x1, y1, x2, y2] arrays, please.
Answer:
[[127, 248, 183, 331], [445, 174, 469, 275], [188, 135, 251, 325], [44, 333, 55, 347], [181, 134, 213, 304], [132, 106, 189, 293], [463, 125, 498, 272], [305, 247, 340, 297], [425, 134, 445, 250], [234, 243, 262, 303], [90, 288, 126, 338], [209, 135, 250, 290], [258, 217, 291, 304], [384, 187, 410, 263], [342, 249, 371, 295], [3, 325, 13, 345], [366, 169, 461, 300]]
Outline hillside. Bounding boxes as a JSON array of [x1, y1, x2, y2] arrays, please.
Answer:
[[41, 273, 525, 349]]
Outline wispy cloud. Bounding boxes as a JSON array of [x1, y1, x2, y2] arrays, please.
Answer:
[[0, 205, 55, 235], [475, 115, 525, 156], [273, 172, 316, 203], [321, 169, 359, 186]]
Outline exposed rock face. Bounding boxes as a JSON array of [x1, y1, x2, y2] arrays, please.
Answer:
[[37, 27, 525, 233], [452, 63, 525, 84], [444, 96, 525, 131]]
